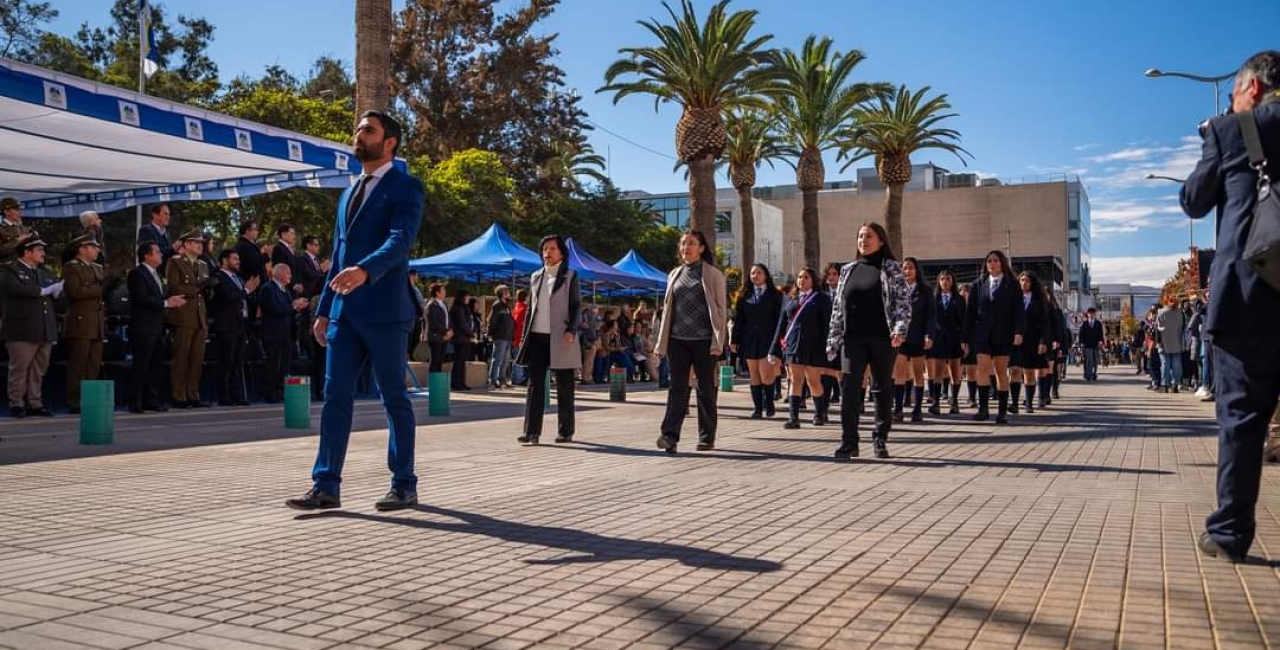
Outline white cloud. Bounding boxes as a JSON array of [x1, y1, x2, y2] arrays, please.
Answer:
[[1091, 253, 1185, 287], [1084, 136, 1203, 190], [1088, 197, 1187, 237], [1074, 143, 1101, 151]]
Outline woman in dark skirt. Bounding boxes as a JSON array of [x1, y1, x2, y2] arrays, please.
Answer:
[[821, 262, 844, 404], [729, 263, 783, 418], [1042, 289, 1067, 407], [963, 250, 1024, 424], [958, 282, 979, 407], [771, 267, 833, 429], [927, 269, 965, 415], [827, 223, 912, 459], [1012, 270, 1049, 413], [891, 257, 933, 422]]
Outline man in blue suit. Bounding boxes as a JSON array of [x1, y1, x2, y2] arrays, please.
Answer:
[[1181, 51, 1280, 563], [286, 110, 425, 512]]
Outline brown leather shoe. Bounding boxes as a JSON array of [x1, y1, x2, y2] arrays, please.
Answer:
[[285, 489, 340, 511]]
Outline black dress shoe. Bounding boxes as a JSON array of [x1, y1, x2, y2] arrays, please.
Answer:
[[375, 489, 418, 511], [655, 435, 677, 455], [127, 405, 145, 414], [554, 435, 573, 443], [8, 406, 25, 418], [1199, 532, 1245, 563], [696, 442, 714, 451], [148, 403, 170, 412], [233, 400, 250, 407], [191, 400, 211, 408], [873, 439, 890, 459], [517, 435, 540, 445], [218, 400, 234, 407], [28, 407, 53, 417], [172, 401, 192, 409], [834, 443, 858, 459], [68, 407, 81, 415], [285, 488, 341, 510]]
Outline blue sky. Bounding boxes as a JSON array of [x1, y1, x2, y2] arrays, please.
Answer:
[[46, 0, 1280, 285]]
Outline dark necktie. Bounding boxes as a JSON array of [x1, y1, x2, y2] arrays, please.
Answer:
[[345, 175, 371, 226]]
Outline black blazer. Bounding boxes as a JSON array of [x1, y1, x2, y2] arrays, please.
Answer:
[[426, 300, 449, 344], [296, 253, 325, 298], [770, 291, 831, 358], [258, 282, 295, 343], [234, 238, 266, 284], [1018, 293, 1050, 352], [210, 270, 250, 335], [271, 243, 297, 278], [127, 264, 167, 338], [730, 286, 782, 353], [450, 301, 475, 339], [904, 282, 935, 347], [930, 291, 966, 353], [1078, 319, 1103, 348], [136, 223, 174, 267], [964, 276, 1024, 349]]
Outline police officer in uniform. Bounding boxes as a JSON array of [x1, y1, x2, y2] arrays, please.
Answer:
[[1, 235, 60, 417], [0, 197, 33, 265], [166, 231, 212, 408], [63, 234, 108, 414]]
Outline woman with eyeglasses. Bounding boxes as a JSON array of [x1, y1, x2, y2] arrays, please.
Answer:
[[963, 250, 1024, 424]]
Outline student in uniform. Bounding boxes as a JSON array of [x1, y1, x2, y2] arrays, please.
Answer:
[[729, 263, 782, 418], [1043, 290, 1067, 406], [1012, 270, 1050, 413], [891, 257, 933, 423], [957, 282, 979, 407], [963, 250, 1024, 424], [927, 269, 965, 415], [770, 268, 832, 429]]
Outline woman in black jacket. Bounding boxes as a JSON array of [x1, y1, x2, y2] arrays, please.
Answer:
[[1012, 270, 1050, 413], [891, 257, 934, 423], [770, 268, 833, 429], [827, 223, 913, 459], [449, 289, 476, 390], [963, 250, 1024, 424], [958, 282, 979, 407], [729, 263, 782, 418], [1042, 289, 1067, 406], [927, 269, 965, 415]]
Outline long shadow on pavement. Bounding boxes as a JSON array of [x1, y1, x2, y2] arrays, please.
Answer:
[[297, 504, 784, 573]]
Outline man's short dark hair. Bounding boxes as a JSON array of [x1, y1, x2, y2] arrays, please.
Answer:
[[302, 235, 319, 248], [428, 282, 445, 298], [219, 248, 238, 264], [276, 223, 295, 238], [359, 109, 402, 156], [149, 203, 168, 216], [1240, 50, 1280, 94], [239, 220, 259, 236], [137, 241, 158, 263], [1087, 307, 1097, 313]]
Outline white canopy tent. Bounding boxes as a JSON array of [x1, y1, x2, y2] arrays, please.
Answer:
[[0, 57, 356, 218]]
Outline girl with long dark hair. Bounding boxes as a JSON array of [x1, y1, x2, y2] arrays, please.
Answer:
[[827, 222, 912, 459], [958, 282, 979, 407], [928, 269, 965, 415], [1043, 289, 1067, 406], [892, 257, 934, 422], [821, 262, 844, 405], [515, 235, 582, 444], [654, 230, 728, 455], [730, 263, 782, 418], [771, 267, 833, 428], [963, 250, 1024, 424], [1012, 270, 1049, 413]]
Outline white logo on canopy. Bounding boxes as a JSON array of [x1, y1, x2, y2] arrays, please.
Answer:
[[234, 129, 252, 151], [287, 141, 303, 161], [42, 81, 67, 109], [184, 117, 204, 141], [118, 101, 140, 126]]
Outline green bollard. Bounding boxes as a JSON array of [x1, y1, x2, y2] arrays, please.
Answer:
[[429, 372, 450, 416], [609, 365, 627, 402], [78, 380, 114, 445], [719, 364, 734, 392], [284, 376, 311, 429]]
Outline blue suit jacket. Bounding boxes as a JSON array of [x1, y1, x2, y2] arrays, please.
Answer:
[[317, 165, 426, 326], [258, 281, 295, 343], [1181, 100, 1280, 339]]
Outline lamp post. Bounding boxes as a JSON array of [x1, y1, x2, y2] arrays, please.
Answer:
[[1144, 173, 1193, 250], [1144, 68, 1235, 115]]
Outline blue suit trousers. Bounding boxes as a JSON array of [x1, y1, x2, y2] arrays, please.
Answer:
[[311, 318, 417, 495], [1204, 338, 1280, 557]]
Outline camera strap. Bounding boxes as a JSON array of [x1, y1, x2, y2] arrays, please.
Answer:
[[1237, 111, 1270, 183]]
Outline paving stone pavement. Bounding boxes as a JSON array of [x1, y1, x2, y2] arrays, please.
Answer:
[[0, 365, 1276, 650]]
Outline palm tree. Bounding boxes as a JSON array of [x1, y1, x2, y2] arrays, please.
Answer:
[[839, 85, 971, 255], [600, 0, 781, 252], [354, 0, 393, 120], [770, 35, 889, 270], [723, 107, 784, 272], [540, 137, 611, 192]]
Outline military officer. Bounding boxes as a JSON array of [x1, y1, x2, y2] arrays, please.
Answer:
[[63, 234, 108, 414], [1, 235, 60, 417], [166, 231, 211, 408], [0, 196, 33, 265]]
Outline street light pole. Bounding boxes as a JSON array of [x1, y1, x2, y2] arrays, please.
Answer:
[[1144, 173, 1193, 250], [1144, 68, 1235, 115]]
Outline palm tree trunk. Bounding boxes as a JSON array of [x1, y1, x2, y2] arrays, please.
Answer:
[[801, 189, 820, 269], [883, 183, 906, 256], [355, 0, 393, 121], [688, 154, 718, 252], [737, 185, 755, 273]]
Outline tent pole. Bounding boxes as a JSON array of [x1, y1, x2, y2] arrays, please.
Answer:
[[135, 16, 146, 263]]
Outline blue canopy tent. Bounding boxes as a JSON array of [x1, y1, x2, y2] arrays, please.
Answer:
[[408, 223, 542, 283], [565, 237, 661, 297], [612, 249, 669, 289], [0, 57, 356, 217]]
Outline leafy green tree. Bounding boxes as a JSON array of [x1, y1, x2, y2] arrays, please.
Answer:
[[1, 0, 57, 57], [416, 149, 518, 254]]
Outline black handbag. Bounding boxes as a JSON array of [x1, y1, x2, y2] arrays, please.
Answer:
[[1239, 111, 1280, 292]]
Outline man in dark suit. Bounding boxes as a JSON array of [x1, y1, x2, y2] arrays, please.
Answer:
[[210, 249, 259, 406], [286, 110, 425, 512], [271, 224, 302, 291], [1077, 308, 1104, 381], [425, 282, 451, 373], [1181, 50, 1280, 564], [233, 221, 266, 286], [126, 242, 185, 413], [136, 204, 174, 268], [296, 235, 327, 398], [296, 236, 326, 299], [259, 263, 308, 403]]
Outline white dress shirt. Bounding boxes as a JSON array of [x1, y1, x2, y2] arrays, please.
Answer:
[[351, 160, 395, 215], [532, 263, 560, 335]]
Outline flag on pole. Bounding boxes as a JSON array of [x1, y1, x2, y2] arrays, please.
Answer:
[[139, 0, 160, 78]]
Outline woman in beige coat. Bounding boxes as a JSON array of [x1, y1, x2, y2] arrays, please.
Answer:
[[515, 235, 582, 445], [653, 230, 728, 455]]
